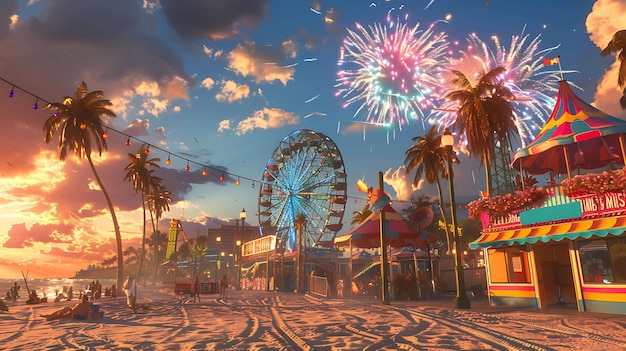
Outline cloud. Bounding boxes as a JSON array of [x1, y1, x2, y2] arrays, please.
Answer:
[[236, 108, 299, 135], [282, 39, 298, 59], [215, 80, 250, 103], [227, 42, 295, 85], [383, 166, 423, 201], [9, 0, 194, 102], [218, 120, 231, 133], [160, 0, 270, 41], [4, 222, 73, 248], [586, 0, 626, 117], [342, 121, 384, 134], [123, 119, 151, 137], [201, 77, 216, 90], [162, 76, 189, 101], [298, 28, 326, 51], [142, 98, 169, 117], [154, 126, 167, 146]]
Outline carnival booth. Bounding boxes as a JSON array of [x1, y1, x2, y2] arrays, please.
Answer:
[[470, 80, 626, 314]]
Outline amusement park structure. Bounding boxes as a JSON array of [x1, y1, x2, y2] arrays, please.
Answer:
[[469, 80, 626, 315]]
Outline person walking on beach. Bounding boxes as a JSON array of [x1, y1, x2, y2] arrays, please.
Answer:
[[219, 275, 228, 298], [192, 275, 201, 303], [124, 275, 137, 312]]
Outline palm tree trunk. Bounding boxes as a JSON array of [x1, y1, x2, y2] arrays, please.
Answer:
[[149, 209, 158, 285], [87, 154, 123, 294], [435, 176, 452, 255], [136, 193, 147, 289], [484, 156, 492, 197], [296, 225, 302, 293]]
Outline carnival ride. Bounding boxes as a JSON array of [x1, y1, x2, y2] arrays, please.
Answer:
[[258, 129, 347, 254]]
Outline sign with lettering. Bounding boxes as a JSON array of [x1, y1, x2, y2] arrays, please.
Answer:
[[579, 192, 626, 215]]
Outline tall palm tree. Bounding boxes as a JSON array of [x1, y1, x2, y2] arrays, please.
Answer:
[[444, 67, 518, 196], [601, 30, 626, 109], [146, 230, 168, 270], [294, 213, 307, 293], [404, 125, 452, 253], [124, 144, 160, 286], [43, 82, 124, 293], [147, 182, 172, 283]]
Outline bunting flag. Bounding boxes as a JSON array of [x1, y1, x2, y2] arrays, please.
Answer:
[[543, 56, 560, 66]]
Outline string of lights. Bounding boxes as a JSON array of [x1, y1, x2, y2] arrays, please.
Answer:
[[0, 76, 390, 207]]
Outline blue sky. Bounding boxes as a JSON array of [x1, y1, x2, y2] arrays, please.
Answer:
[[1, 0, 624, 278]]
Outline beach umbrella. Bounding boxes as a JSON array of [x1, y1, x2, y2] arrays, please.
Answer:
[[512, 80, 626, 178]]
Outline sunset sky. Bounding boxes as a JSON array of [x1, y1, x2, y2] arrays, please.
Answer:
[[1, 0, 624, 279]]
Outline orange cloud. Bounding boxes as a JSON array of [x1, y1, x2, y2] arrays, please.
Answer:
[[585, 0, 626, 117], [215, 80, 251, 103], [236, 108, 299, 135], [227, 42, 295, 85]]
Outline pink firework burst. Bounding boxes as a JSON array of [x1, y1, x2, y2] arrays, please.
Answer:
[[335, 17, 449, 132]]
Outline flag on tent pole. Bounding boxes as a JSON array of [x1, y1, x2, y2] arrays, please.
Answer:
[[543, 56, 560, 66]]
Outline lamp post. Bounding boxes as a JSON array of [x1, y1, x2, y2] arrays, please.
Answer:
[[215, 236, 221, 281], [441, 128, 471, 309], [235, 208, 246, 290]]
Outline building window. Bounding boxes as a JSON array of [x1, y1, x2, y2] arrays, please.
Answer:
[[578, 238, 626, 284], [487, 247, 531, 283]]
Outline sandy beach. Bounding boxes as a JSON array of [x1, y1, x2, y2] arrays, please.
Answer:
[[1, 284, 625, 350]]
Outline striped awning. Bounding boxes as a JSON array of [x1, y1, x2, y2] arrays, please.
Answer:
[[469, 215, 626, 249]]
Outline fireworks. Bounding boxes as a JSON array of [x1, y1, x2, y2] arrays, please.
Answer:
[[431, 28, 567, 147], [335, 16, 449, 132]]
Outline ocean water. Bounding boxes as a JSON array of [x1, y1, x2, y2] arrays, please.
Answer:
[[1, 278, 116, 302]]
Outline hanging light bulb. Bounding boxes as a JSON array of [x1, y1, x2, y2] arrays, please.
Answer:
[[8, 86, 14, 98], [102, 129, 108, 139], [220, 173, 225, 182], [145, 146, 150, 155], [80, 122, 86, 129], [166, 154, 171, 165], [185, 161, 190, 171], [236, 177, 241, 186], [32, 98, 39, 110], [125, 137, 131, 146], [202, 167, 207, 176], [251, 181, 255, 188]]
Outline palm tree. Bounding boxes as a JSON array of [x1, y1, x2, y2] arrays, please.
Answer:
[[43, 82, 124, 293], [399, 194, 433, 218], [146, 230, 168, 263], [294, 213, 307, 293], [601, 30, 626, 109], [124, 144, 161, 286], [351, 204, 373, 225], [444, 67, 518, 196], [147, 181, 172, 283], [404, 125, 452, 253]]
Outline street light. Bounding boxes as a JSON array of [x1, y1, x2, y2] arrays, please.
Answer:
[[441, 128, 471, 309], [235, 208, 246, 290], [215, 236, 221, 281]]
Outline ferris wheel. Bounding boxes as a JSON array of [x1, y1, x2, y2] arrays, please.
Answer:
[[258, 129, 347, 253]]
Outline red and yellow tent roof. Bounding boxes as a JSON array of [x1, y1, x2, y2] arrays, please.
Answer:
[[334, 204, 438, 248], [512, 80, 626, 175]]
